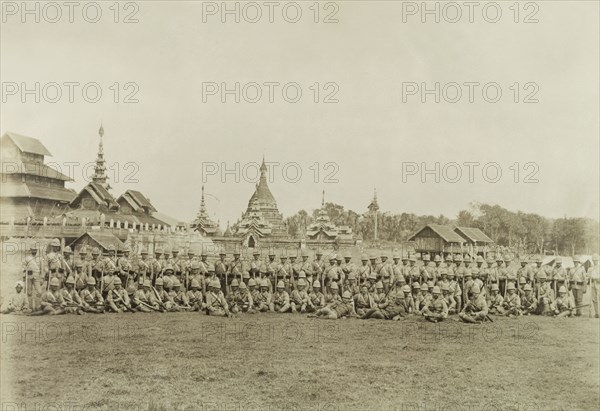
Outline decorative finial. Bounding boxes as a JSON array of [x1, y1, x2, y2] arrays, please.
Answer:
[[99, 123, 104, 138], [322, 189, 325, 207]]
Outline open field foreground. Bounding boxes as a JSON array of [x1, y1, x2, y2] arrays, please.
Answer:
[[1, 312, 599, 411]]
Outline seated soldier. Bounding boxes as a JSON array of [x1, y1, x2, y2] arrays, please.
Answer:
[[171, 279, 192, 311], [487, 283, 504, 315], [254, 280, 272, 312], [307, 280, 325, 312], [79, 276, 105, 313], [459, 284, 489, 324], [34, 278, 66, 315], [401, 284, 415, 315], [205, 279, 230, 317], [536, 273, 554, 315], [132, 280, 159, 312], [227, 279, 241, 310], [290, 279, 310, 313], [325, 282, 342, 305], [423, 286, 448, 322], [520, 284, 538, 315], [441, 284, 457, 314], [61, 276, 85, 315], [354, 285, 374, 317], [309, 291, 357, 319], [502, 282, 521, 317], [1, 281, 31, 315], [234, 282, 254, 313], [416, 283, 431, 315], [186, 279, 204, 311], [552, 286, 575, 318], [362, 283, 405, 320], [154, 278, 175, 312], [271, 281, 291, 313], [106, 277, 132, 313]]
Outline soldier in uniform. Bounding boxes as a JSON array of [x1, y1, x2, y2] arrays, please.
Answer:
[[411, 282, 420, 303], [520, 284, 538, 315], [341, 252, 355, 287], [187, 279, 204, 311], [171, 279, 192, 311], [106, 277, 132, 313], [22, 245, 42, 309], [215, 251, 229, 292], [45, 238, 63, 287], [36, 277, 66, 315], [229, 252, 245, 284], [416, 283, 431, 314], [458, 284, 488, 324], [312, 250, 325, 286], [537, 273, 554, 315], [463, 271, 474, 303], [132, 280, 159, 312], [437, 269, 450, 291], [324, 256, 340, 291], [254, 279, 272, 312], [551, 257, 568, 296], [61, 245, 73, 280], [277, 255, 291, 291], [205, 279, 230, 317], [448, 270, 462, 311], [516, 259, 529, 296], [344, 272, 360, 296], [309, 291, 356, 319], [363, 281, 405, 320], [354, 285, 374, 317], [299, 250, 314, 287], [423, 286, 448, 322], [1, 281, 31, 314], [60, 276, 84, 314], [589, 254, 599, 318], [117, 247, 132, 287], [552, 286, 574, 318], [372, 281, 386, 305], [501, 283, 521, 317], [235, 282, 254, 313], [264, 252, 278, 292], [487, 283, 504, 315], [290, 278, 311, 313], [358, 255, 370, 287], [441, 284, 456, 314], [227, 279, 240, 309], [154, 277, 174, 312], [409, 256, 421, 285], [308, 280, 325, 312], [271, 280, 291, 313], [569, 257, 587, 316], [80, 277, 105, 313], [325, 282, 342, 305], [495, 256, 508, 296], [401, 284, 415, 314]]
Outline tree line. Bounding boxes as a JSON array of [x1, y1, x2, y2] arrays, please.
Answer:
[[284, 202, 599, 256]]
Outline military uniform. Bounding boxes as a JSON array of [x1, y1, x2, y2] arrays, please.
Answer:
[[459, 288, 489, 323], [271, 282, 290, 313], [423, 288, 448, 322], [569, 262, 586, 316]]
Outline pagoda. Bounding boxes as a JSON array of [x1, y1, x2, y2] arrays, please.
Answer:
[[234, 157, 287, 247], [191, 185, 220, 236], [306, 190, 353, 241]]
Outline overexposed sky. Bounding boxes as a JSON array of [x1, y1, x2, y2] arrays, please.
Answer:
[[2, 1, 599, 225]]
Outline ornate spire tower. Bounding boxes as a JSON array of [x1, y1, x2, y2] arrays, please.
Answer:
[[367, 188, 380, 241], [92, 124, 110, 189]]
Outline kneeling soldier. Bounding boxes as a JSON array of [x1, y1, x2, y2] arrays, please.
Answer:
[[187, 279, 204, 311], [235, 282, 254, 313], [308, 280, 325, 312], [520, 284, 538, 315], [172, 279, 192, 311], [133, 280, 159, 312]]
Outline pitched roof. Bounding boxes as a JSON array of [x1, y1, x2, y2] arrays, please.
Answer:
[[121, 190, 157, 212], [454, 227, 494, 243], [2, 132, 52, 156], [70, 231, 124, 251], [0, 182, 76, 202], [2, 161, 73, 181], [408, 224, 465, 243]]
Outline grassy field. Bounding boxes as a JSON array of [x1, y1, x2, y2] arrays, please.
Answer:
[[1, 241, 599, 411], [1, 311, 599, 411]]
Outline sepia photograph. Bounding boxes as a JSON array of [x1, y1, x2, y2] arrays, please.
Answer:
[[0, 1, 599, 410]]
